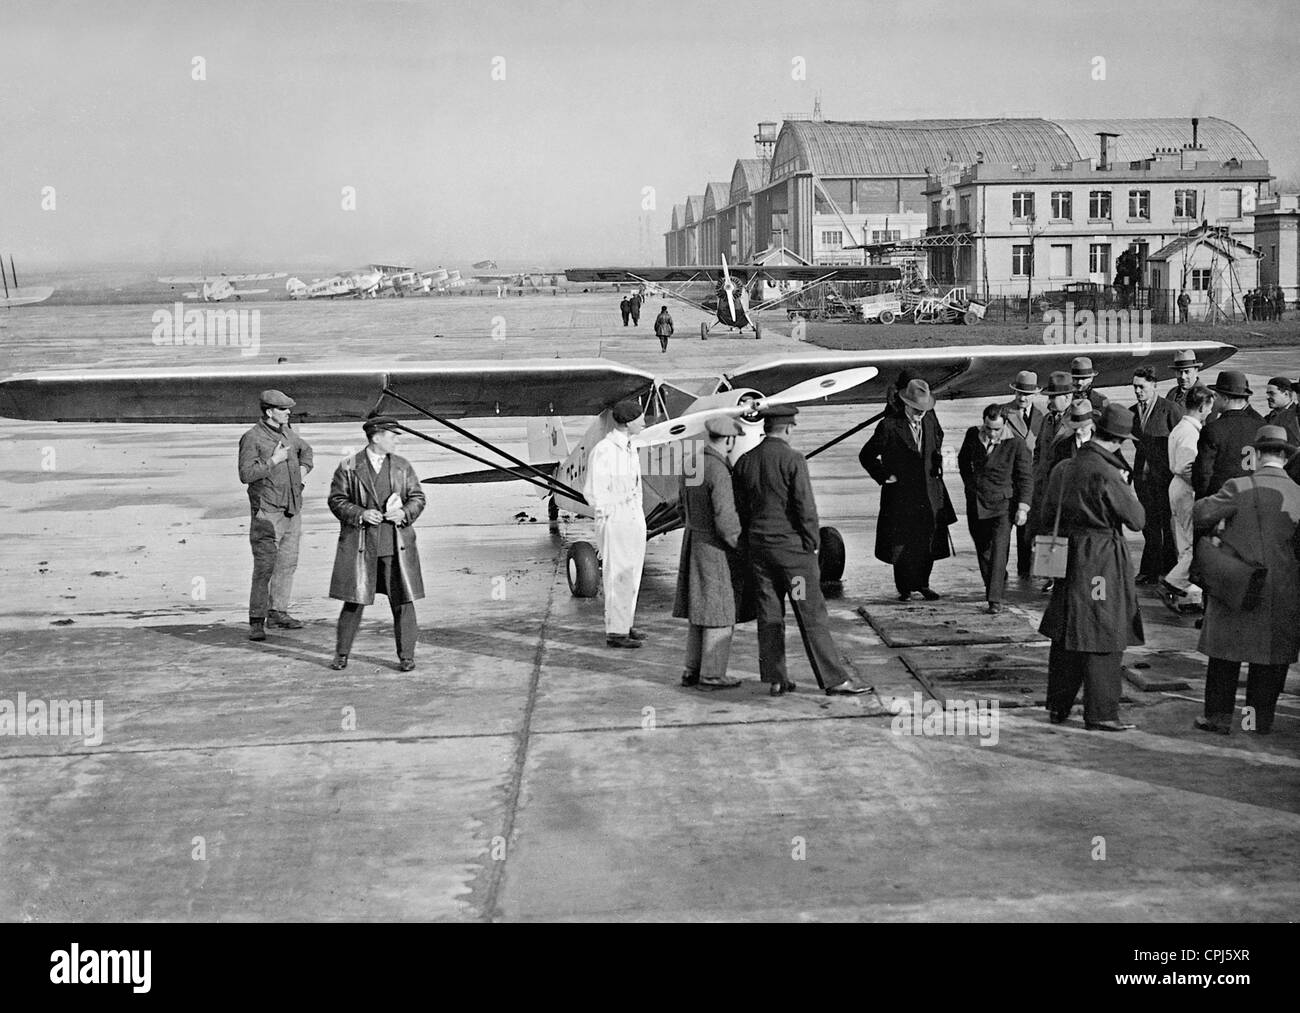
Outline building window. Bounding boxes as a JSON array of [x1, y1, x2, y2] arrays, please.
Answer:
[[1012, 191, 1034, 219], [1128, 190, 1151, 220], [820, 230, 843, 248], [1174, 189, 1197, 219], [931, 201, 941, 223], [1011, 244, 1033, 276], [1051, 191, 1072, 220], [871, 230, 901, 243], [1191, 268, 1211, 291], [1089, 190, 1112, 220], [1089, 243, 1111, 275], [1219, 188, 1242, 220], [1049, 244, 1072, 277], [959, 195, 971, 225]]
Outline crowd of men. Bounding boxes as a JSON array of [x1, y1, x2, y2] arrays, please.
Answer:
[[1245, 286, 1288, 322], [238, 350, 1300, 735]]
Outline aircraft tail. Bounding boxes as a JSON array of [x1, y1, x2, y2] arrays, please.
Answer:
[[527, 417, 570, 463]]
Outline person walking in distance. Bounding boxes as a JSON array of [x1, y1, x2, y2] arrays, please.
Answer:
[[653, 305, 674, 353]]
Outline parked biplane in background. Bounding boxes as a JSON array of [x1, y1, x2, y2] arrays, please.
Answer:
[[157, 271, 287, 302]]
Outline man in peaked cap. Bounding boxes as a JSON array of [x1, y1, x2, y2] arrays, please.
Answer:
[[1070, 356, 1108, 414], [1193, 371, 1264, 499], [1002, 370, 1044, 577], [585, 399, 648, 648], [733, 404, 880, 700], [1168, 349, 1204, 410], [238, 388, 314, 642], [327, 416, 427, 671], [860, 378, 957, 601]]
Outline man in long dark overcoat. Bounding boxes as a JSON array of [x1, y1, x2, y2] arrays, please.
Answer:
[[1001, 370, 1044, 578], [327, 416, 427, 671], [860, 378, 957, 600], [1028, 371, 1075, 548], [1193, 371, 1264, 499], [1130, 366, 1184, 582], [673, 417, 749, 689], [1039, 404, 1146, 731]]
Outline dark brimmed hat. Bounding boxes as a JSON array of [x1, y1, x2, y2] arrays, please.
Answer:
[[1209, 371, 1252, 398], [1043, 371, 1073, 396], [1252, 425, 1299, 455], [611, 399, 643, 424], [759, 404, 799, 420], [1010, 370, 1040, 394], [1064, 400, 1095, 430], [1095, 403, 1136, 441], [899, 378, 936, 411], [705, 416, 743, 437], [1070, 356, 1096, 379], [363, 415, 401, 437], [260, 389, 295, 409], [1266, 376, 1293, 393], [1171, 349, 1203, 369]]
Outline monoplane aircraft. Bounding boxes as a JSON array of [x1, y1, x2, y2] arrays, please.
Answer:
[[0, 341, 1237, 597], [157, 272, 287, 302], [565, 255, 901, 339], [285, 267, 384, 299]]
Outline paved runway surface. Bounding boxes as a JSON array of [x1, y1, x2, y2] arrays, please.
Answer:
[[1, 294, 1296, 921]]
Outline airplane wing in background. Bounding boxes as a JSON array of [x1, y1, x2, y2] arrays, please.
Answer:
[[723, 342, 1238, 405], [0, 358, 657, 424], [565, 266, 901, 283]]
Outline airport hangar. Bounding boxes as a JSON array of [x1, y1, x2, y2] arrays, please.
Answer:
[[663, 116, 1273, 302]]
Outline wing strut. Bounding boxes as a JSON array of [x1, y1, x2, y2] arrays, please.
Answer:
[[806, 409, 887, 460], [380, 387, 587, 503]]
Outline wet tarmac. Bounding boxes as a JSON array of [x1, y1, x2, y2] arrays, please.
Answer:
[[0, 295, 1296, 921]]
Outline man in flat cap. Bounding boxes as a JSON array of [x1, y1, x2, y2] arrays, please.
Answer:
[[1129, 366, 1184, 584], [238, 389, 314, 641], [734, 405, 877, 698], [673, 416, 749, 689], [1167, 349, 1203, 410], [327, 416, 427, 671], [1263, 376, 1300, 484], [1070, 356, 1108, 414], [860, 377, 957, 601], [1193, 371, 1264, 500], [585, 399, 647, 648], [1039, 403, 1145, 732], [1002, 370, 1044, 578]]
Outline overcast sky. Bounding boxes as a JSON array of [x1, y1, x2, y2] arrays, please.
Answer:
[[2, 0, 1295, 271]]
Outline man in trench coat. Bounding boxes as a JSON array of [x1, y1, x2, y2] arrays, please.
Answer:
[[327, 416, 427, 671], [1039, 403, 1146, 731], [860, 378, 957, 600], [1129, 366, 1184, 583], [1192, 425, 1300, 735], [1001, 370, 1044, 578], [673, 417, 749, 689]]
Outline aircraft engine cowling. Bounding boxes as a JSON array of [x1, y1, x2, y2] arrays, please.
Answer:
[[680, 389, 764, 467]]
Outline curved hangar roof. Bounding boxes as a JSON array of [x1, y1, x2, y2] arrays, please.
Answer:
[[770, 117, 1263, 178]]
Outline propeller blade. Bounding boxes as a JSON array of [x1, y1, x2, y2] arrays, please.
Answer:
[[720, 253, 737, 321], [633, 406, 748, 448], [753, 366, 880, 408]]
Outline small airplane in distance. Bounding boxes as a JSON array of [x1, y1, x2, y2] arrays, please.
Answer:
[[1, 254, 55, 308], [157, 271, 287, 302], [565, 255, 900, 339], [286, 267, 385, 300]]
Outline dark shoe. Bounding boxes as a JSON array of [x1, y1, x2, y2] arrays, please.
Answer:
[[1193, 715, 1231, 735], [248, 619, 267, 642], [1159, 579, 1187, 599], [986, 602, 1003, 614], [896, 592, 914, 602], [329, 654, 348, 670], [1085, 720, 1135, 732], [1135, 574, 1156, 586], [1040, 579, 1054, 593], [826, 679, 872, 696], [398, 659, 416, 672], [681, 669, 700, 687], [769, 680, 797, 697], [919, 588, 941, 601], [1175, 601, 1204, 616], [698, 674, 742, 690], [606, 634, 642, 649], [1049, 710, 1069, 724], [626, 627, 647, 641], [267, 610, 304, 629]]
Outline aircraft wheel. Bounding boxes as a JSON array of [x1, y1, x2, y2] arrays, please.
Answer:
[[753, 320, 762, 340], [963, 310, 980, 325], [818, 526, 846, 583], [547, 496, 559, 522], [878, 309, 895, 325], [566, 541, 601, 598], [700, 322, 708, 340]]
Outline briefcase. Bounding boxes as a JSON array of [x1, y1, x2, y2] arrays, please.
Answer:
[[1030, 474, 1069, 580]]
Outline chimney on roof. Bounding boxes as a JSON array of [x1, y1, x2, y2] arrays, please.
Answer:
[[1096, 131, 1120, 170], [1192, 117, 1199, 149]]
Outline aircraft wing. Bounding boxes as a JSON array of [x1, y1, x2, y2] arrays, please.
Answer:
[[1, 286, 55, 307], [565, 265, 901, 283], [724, 342, 1238, 405], [0, 358, 656, 424]]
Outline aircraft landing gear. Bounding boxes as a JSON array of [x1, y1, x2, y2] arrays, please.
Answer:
[[818, 525, 845, 583], [566, 541, 601, 598], [700, 322, 708, 340], [753, 320, 762, 340]]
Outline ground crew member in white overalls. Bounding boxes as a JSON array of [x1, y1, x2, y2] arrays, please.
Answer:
[[585, 399, 647, 648]]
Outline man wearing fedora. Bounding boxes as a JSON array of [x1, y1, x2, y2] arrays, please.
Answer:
[[1162, 384, 1215, 613], [1028, 372, 1075, 563], [734, 405, 877, 698], [1168, 349, 1203, 410], [958, 404, 1033, 613], [1039, 404, 1146, 732], [1193, 371, 1264, 500], [327, 417, 427, 671], [238, 388, 314, 642], [1130, 366, 1184, 584], [1045, 399, 1095, 476], [673, 416, 748, 690], [861, 377, 957, 601], [1071, 356, 1108, 414], [1002, 371, 1044, 577], [1192, 425, 1300, 735]]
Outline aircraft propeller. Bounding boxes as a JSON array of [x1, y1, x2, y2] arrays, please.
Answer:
[[720, 254, 737, 323], [633, 366, 879, 447]]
